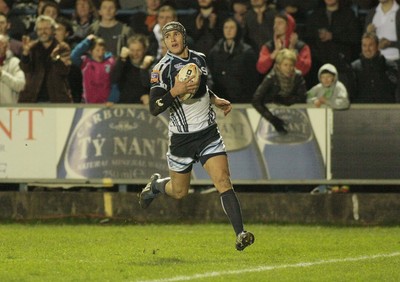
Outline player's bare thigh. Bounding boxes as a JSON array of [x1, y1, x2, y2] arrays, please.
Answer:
[[166, 170, 191, 199], [203, 154, 232, 194]]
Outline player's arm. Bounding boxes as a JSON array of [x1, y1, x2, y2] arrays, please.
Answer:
[[149, 87, 175, 116], [209, 89, 232, 116], [149, 76, 198, 116]]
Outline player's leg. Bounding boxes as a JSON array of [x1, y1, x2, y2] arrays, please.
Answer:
[[202, 154, 254, 251], [164, 170, 191, 199], [139, 152, 193, 208]]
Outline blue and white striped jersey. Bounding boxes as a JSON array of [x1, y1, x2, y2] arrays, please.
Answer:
[[149, 49, 216, 134]]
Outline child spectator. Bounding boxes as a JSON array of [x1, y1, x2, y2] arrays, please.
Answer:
[[307, 63, 350, 110], [70, 34, 119, 103]]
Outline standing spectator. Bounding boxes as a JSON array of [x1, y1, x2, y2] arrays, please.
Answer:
[[187, 0, 230, 56], [70, 0, 99, 45], [256, 12, 311, 76], [71, 34, 119, 103], [208, 17, 259, 103], [0, 0, 26, 41], [307, 63, 350, 109], [365, 0, 400, 100], [19, 15, 72, 103], [276, 0, 320, 30], [129, 0, 162, 36], [350, 32, 398, 103], [111, 34, 151, 104], [243, 0, 277, 53], [252, 48, 307, 134], [0, 34, 25, 104], [42, 1, 60, 20], [231, 0, 250, 29], [305, 0, 361, 88], [365, 0, 400, 61], [88, 0, 134, 57], [0, 12, 23, 57]]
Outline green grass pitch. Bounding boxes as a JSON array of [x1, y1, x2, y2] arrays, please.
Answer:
[[0, 224, 399, 281]]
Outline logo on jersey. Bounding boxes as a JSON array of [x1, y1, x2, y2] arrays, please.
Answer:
[[156, 99, 164, 107], [193, 57, 201, 65], [150, 70, 160, 83], [174, 63, 184, 70]]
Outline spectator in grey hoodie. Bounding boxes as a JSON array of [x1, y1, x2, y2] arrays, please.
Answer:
[[307, 63, 350, 110]]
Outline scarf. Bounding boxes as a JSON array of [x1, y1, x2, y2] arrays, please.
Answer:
[[223, 40, 235, 54]]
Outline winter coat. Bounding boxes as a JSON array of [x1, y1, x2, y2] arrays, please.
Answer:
[[208, 38, 259, 103], [0, 50, 25, 104], [243, 7, 277, 52], [305, 5, 361, 64], [111, 57, 150, 103], [252, 68, 307, 120], [256, 14, 312, 76], [307, 63, 350, 109], [351, 53, 398, 103], [19, 40, 72, 103]]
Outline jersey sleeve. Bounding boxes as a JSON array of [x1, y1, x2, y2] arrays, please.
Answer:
[[149, 60, 176, 116]]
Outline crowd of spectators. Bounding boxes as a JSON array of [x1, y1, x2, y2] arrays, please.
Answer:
[[0, 0, 399, 105]]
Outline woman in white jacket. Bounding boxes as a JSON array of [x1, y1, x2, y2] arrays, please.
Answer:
[[307, 63, 350, 110], [0, 35, 25, 104]]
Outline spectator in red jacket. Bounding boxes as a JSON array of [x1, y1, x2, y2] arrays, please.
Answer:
[[256, 12, 311, 76]]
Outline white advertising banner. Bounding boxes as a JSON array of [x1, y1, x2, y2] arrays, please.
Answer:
[[0, 105, 328, 182]]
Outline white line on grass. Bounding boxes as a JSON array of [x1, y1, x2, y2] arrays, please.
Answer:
[[136, 252, 400, 282]]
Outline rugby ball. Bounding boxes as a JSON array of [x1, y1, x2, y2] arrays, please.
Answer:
[[177, 63, 200, 101]]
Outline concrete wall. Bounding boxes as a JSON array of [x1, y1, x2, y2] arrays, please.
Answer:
[[0, 192, 399, 225]]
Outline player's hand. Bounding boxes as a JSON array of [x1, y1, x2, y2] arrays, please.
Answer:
[[171, 75, 199, 97], [214, 97, 232, 116], [140, 94, 150, 105]]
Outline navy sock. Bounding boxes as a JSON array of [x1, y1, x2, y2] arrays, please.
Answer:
[[220, 189, 244, 236]]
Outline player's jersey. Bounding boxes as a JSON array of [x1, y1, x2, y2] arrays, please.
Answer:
[[150, 49, 216, 134]]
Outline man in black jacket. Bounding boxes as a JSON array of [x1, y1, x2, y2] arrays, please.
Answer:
[[351, 32, 398, 103]]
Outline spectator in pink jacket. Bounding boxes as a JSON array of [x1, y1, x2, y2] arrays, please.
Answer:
[[70, 34, 119, 103], [256, 12, 311, 76]]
